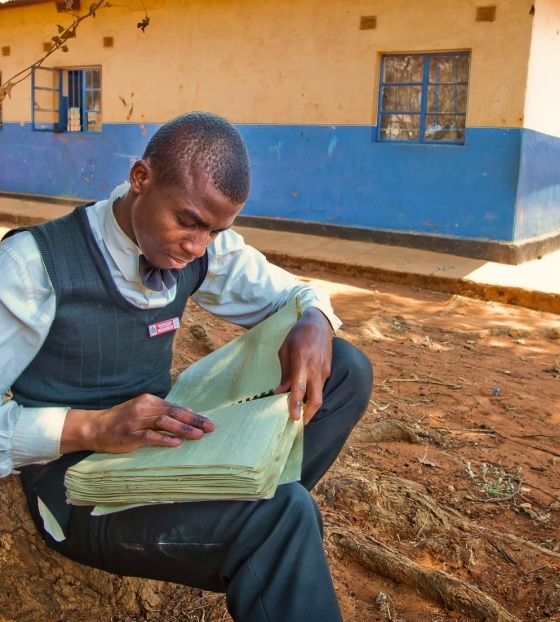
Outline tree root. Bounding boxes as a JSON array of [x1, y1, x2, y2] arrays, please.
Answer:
[[331, 531, 520, 622], [349, 419, 419, 444]]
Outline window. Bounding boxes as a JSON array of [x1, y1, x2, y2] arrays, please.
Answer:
[[377, 52, 470, 144], [32, 66, 101, 133]]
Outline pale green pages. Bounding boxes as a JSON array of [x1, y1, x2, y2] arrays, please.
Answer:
[[64, 299, 304, 513]]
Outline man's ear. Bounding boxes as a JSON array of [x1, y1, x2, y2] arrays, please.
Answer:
[[129, 160, 152, 194]]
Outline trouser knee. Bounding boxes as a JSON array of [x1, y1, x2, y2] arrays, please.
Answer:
[[273, 481, 323, 532], [329, 337, 373, 420]]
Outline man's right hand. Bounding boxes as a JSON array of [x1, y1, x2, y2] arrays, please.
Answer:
[[60, 394, 215, 455]]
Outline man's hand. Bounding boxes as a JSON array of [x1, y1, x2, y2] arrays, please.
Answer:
[[60, 394, 215, 455], [274, 307, 334, 425]]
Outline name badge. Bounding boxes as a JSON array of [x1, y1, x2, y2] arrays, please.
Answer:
[[148, 317, 180, 338]]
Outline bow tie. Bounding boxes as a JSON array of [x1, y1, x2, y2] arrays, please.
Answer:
[[138, 255, 180, 292]]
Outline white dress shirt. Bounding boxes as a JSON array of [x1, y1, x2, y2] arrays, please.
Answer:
[[0, 184, 341, 477]]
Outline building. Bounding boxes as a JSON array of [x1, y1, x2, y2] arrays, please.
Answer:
[[1, 0, 559, 263]]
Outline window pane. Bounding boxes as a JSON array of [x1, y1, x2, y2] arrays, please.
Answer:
[[382, 85, 421, 112], [429, 56, 457, 83], [85, 68, 101, 89], [86, 111, 102, 132], [429, 55, 470, 84], [457, 56, 470, 82], [34, 89, 59, 113], [378, 52, 470, 144], [86, 91, 101, 111], [380, 113, 420, 140], [427, 84, 468, 114], [429, 56, 470, 87], [84, 68, 102, 131], [32, 67, 61, 130], [67, 70, 82, 108], [424, 114, 465, 141], [34, 109, 59, 124], [384, 55, 424, 83]]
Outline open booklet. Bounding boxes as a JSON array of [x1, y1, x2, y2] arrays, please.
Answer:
[[64, 299, 304, 515]]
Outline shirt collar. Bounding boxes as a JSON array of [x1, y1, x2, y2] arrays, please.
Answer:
[[99, 182, 142, 284]]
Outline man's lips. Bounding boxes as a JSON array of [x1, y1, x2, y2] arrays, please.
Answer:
[[167, 254, 194, 269]]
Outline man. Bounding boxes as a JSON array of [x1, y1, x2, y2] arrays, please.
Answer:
[[0, 112, 372, 621]]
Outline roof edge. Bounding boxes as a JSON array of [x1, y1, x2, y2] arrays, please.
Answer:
[[0, 0, 54, 10]]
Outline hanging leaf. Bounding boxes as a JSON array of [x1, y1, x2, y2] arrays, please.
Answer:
[[137, 16, 150, 33], [57, 24, 65, 33], [0, 82, 14, 104], [60, 29, 77, 41]]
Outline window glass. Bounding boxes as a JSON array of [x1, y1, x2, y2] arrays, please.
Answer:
[[378, 52, 470, 144], [32, 66, 101, 133], [384, 55, 424, 83], [382, 85, 422, 112], [380, 113, 420, 141]]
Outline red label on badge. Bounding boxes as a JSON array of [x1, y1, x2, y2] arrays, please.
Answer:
[[148, 317, 180, 337]]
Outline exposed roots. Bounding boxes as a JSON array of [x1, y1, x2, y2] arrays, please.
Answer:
[[331, 531, 519, 622]]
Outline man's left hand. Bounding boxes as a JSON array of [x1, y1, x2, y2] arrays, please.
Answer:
[[274, 307, 333, 425]]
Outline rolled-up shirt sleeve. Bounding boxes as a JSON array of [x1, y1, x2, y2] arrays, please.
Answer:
[[192, 228, 342, 331], [0, 231, 64, 476]]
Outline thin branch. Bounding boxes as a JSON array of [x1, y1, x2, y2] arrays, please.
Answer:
[[6, 1, 105, 83], [512, 433, 560, 439], [388, 372, 462, 389], [0, 0, 149, 104]]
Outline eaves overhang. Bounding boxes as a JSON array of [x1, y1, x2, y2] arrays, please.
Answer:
[[0, 0, 80, 10]]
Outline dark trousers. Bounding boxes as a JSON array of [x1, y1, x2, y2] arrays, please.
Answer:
[[21, 338, 373, 622]]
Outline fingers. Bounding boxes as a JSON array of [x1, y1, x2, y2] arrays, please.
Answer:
[[281, 348, 325, 423], [277, 311, 333, 424], [167, 402, 215, 433], [275, 343, 293, 396], [150, 403, 215, 440], [288, 375, 305, 422], [300, 376, 323, 425], [136, 400, 214, 446], [79, 394, 216, 455]]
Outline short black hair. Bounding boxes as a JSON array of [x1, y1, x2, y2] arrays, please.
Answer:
[[142, 112, 251, 204]]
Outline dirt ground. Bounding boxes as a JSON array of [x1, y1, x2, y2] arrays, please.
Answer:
[[174, 263, 560, 622], [1, 213, 559, 621]]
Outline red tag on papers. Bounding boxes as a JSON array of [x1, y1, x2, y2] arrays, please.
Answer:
[[148, 317, 180, 338]]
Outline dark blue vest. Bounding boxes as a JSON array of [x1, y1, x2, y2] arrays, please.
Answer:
[[10, 205, 208, 410]]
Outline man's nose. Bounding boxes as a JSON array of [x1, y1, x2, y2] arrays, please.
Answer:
[[181, 230, 210, 258]]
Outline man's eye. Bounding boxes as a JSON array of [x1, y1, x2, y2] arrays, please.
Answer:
[[177, 217, 195, 228]]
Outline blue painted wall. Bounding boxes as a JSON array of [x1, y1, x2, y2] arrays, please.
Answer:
[[242, 125, 521, 242], [514, 129, 560, 240], [0, 123, 159, 199], [0, 122, 530, 242]]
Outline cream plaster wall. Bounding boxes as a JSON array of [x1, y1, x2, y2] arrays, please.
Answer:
[[523, 0, 560, 137], [0, 0, 534, 127]]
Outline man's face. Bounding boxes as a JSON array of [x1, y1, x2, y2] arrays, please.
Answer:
[[129, 163, 243, 270]]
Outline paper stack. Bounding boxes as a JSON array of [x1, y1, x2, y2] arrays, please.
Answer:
[[64, 300, 304, 513]]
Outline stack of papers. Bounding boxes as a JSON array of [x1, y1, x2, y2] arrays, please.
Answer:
[[64, 300, 304, 513]]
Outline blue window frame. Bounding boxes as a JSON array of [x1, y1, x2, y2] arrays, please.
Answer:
[[32, 66, 101, 133], [377, 52, 470, 144]]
